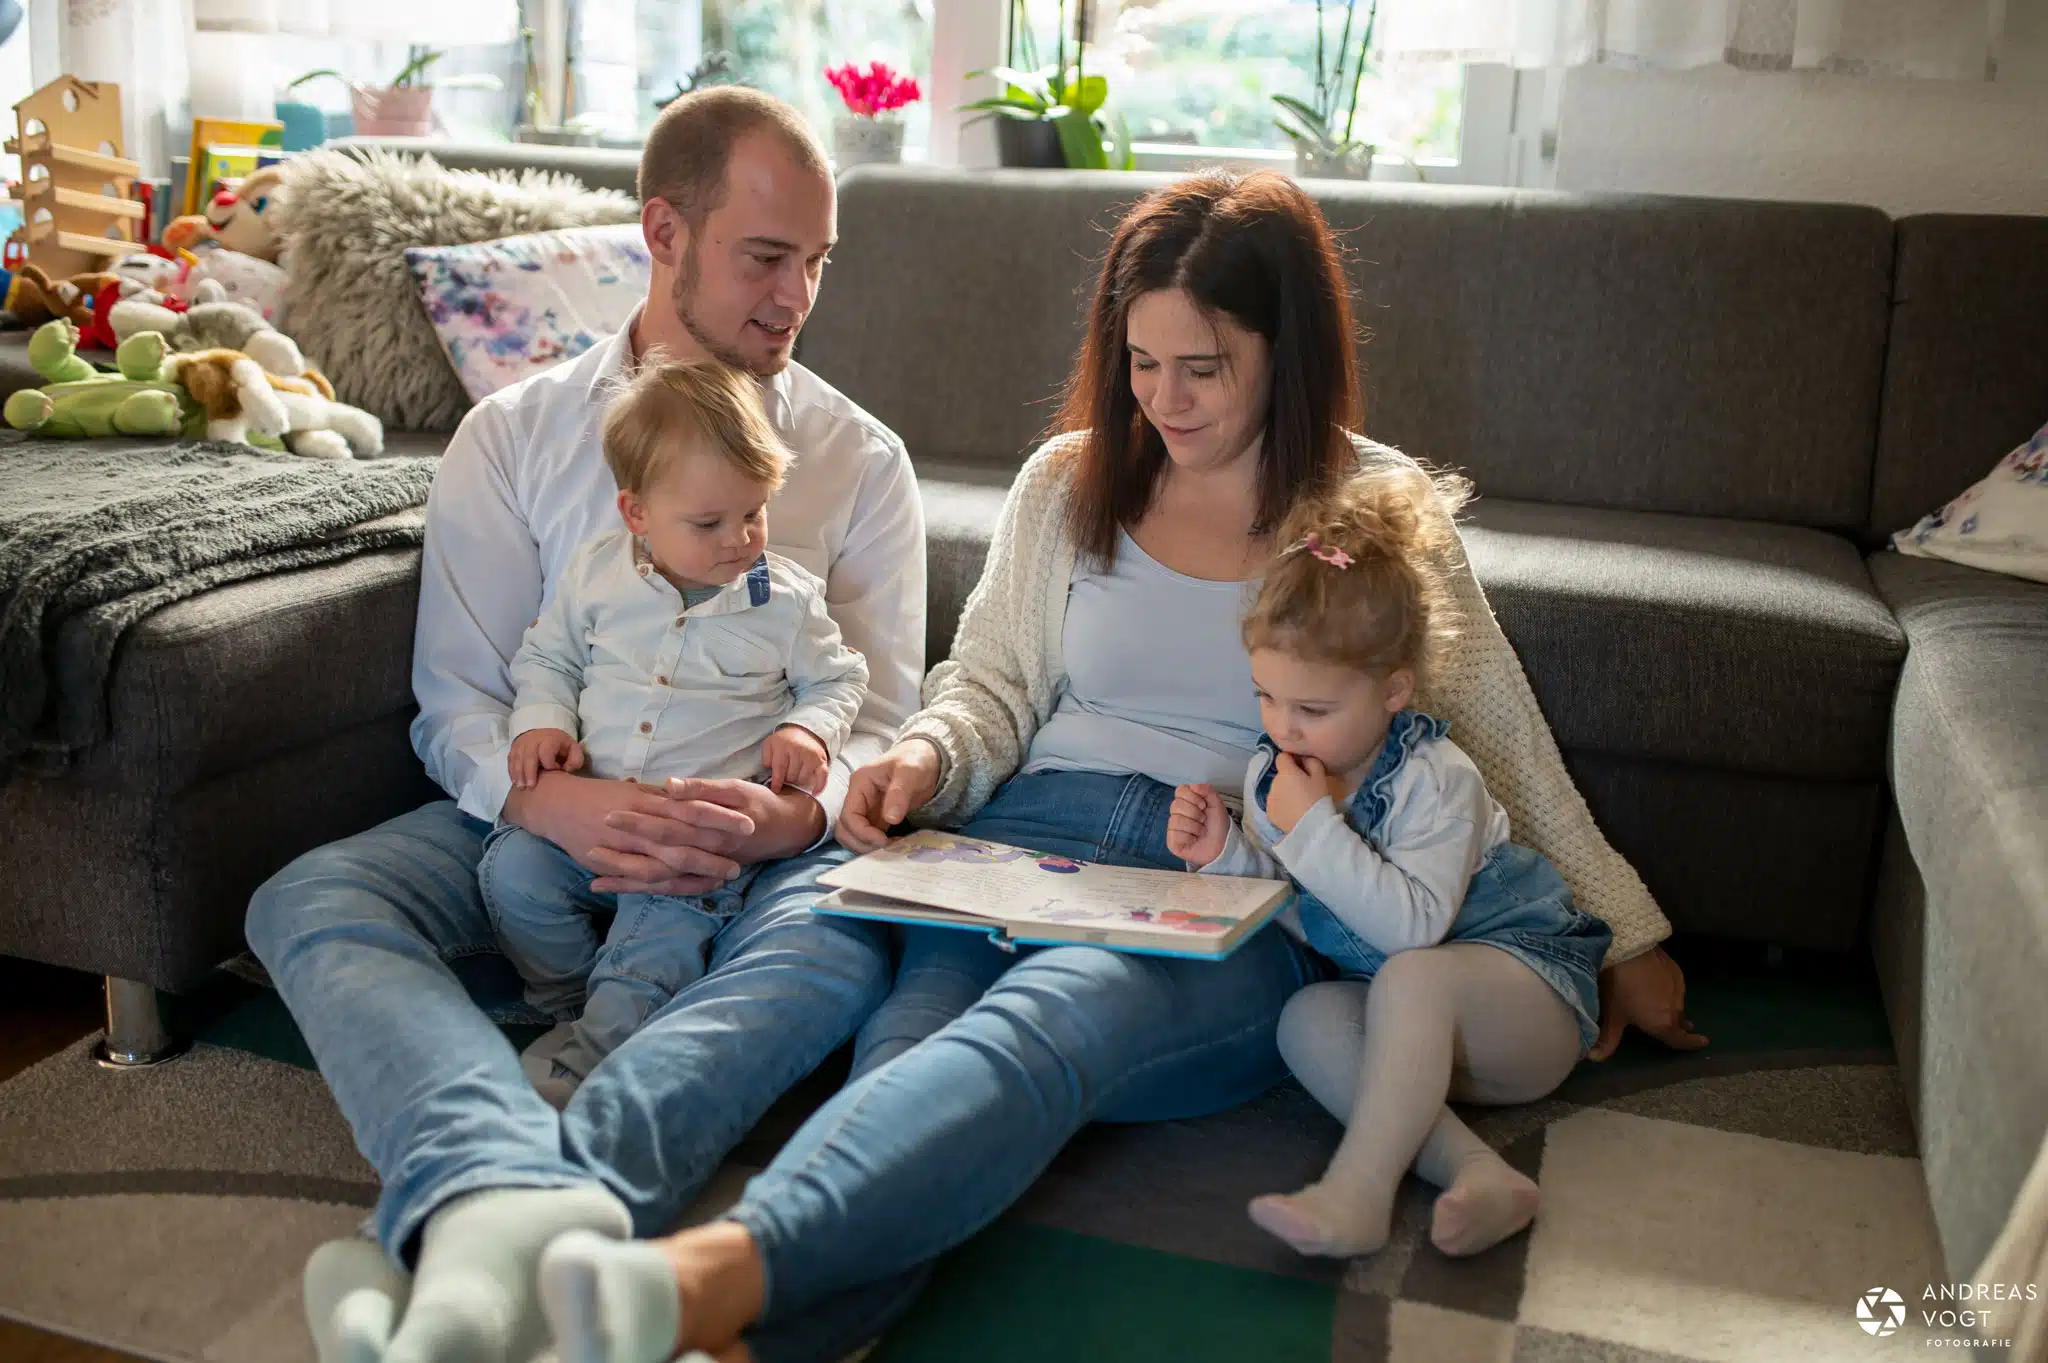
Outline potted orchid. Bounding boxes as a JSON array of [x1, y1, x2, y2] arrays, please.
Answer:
[[824, 61, 921, 169], [1274, 0, 1380, 180]]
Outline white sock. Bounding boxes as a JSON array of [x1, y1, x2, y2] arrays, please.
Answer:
[[538, 1229, 682, 1363], [1429, 1153, 1540, 1256], [1248, 1178, 1397, 1258], [382, 1185, 631, 1363], [305, 1237, 411, 1363]]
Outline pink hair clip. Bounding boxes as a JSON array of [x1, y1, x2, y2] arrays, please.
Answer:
[[1302, 532, 1353, 569]]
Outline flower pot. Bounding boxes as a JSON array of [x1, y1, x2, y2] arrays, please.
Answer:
[[996, 117, 1066, 169], [273, 99, 327, 151], [351, 86, 435, 137], [833, 115, 905, 169], [1294, 144, 1374, 182]]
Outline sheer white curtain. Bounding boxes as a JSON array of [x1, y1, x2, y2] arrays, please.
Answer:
[[62, 0, 193, 179], [1377, 0, 2010, 80], [192, 0, 516, 43], [58, 0, 516, 174]]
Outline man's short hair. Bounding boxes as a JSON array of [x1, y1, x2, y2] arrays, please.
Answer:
[[638, 86, 830, 224]]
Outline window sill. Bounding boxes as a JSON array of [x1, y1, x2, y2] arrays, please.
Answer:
[[1128, 141, 1454, 182]]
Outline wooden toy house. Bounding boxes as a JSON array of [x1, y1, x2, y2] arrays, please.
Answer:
[[5, 77, 145, 277]]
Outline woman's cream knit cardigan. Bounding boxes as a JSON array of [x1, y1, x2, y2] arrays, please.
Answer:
[[897, 437, 1671, 965]]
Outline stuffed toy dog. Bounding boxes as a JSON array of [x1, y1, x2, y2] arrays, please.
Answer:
[[161, 348, 289, 445]]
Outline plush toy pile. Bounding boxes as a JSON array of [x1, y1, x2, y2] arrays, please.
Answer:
[[5, 317, 382, 460]]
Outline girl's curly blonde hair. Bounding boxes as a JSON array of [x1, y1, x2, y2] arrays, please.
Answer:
[[1242, 463, 1473, 694]]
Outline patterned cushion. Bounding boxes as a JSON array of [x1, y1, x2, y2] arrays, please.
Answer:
[[1893, 419, 2048, 584], [406, 224, 651, 403]]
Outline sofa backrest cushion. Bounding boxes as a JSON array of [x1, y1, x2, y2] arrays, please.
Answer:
[[1868, 214, 2048, 546], [335, 137, 645, 198], [805, 169, 1894, 531]]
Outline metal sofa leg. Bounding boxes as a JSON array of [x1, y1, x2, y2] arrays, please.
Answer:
[[94, 976, 185, 1068]]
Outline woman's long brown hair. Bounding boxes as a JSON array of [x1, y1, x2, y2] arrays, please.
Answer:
[[1056, 170, 1361, 565]]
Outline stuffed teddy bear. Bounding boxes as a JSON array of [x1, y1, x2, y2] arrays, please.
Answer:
[[3, 264, 122, 330], [3, 320, 200, 439]]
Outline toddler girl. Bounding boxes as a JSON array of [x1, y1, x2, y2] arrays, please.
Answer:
[[484, 357, 868, 1106], [1168, 467, 1610, 1260]]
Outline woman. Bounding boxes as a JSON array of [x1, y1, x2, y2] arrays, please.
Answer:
[[537, 171, 1705, 1363]]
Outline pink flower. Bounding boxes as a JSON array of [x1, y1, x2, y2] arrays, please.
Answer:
[[825, 61, 922, 118]]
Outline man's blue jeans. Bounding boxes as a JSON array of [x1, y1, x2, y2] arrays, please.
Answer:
[[245, 799, 892, 1260]]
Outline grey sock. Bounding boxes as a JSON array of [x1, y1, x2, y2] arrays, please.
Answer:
[[305, 1237, 412, 1363], [538, 1229, 682, 1363], [382, 1185, 631, 1363]]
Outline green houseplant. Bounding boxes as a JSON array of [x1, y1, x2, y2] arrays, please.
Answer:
[[1274, 0, 1379, 180], [289, 48, 501, 138], [959, 0, 1133, 170]]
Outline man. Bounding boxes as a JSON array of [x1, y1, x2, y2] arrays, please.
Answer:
[[247, 87, 923, 1363]]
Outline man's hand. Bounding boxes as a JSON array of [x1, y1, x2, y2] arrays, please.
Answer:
[[1266, 752, 1333, 834], [1590, 945, 1710, 1060], [1167, 784, 1231, 868], [503, 771, 823, 897], [762, 725, 829, 795], [508, 727, 584, 790], [589, 776, 829, 894], [836, 739, 941, 853]]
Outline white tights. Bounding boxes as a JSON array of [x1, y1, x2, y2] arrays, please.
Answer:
[[1250, 941, 1584, 1258]]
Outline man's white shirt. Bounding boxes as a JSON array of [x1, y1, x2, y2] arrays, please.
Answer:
[[410, 309, 927, 832]]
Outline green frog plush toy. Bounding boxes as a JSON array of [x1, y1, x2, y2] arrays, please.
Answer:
[[4, 318, 206, 439]]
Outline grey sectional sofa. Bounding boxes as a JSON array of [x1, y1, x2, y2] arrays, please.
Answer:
[[0, 155, 2041, 1282]]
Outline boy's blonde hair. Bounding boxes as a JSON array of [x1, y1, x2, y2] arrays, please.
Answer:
[[602, 355, 791, 495], [1242, 464, 1473, 694]]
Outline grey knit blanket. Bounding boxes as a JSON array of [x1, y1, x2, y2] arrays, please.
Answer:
[[0, 438, 438, 772]]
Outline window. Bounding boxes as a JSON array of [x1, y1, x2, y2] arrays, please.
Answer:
[[263, 36, 521, 144], [1014, 1, 1464, 170], [598, 0, 934, 152]]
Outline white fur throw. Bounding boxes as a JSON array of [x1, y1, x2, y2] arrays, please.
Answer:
[[273, 149, 639, 433]]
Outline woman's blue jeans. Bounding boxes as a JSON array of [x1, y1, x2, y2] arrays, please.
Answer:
[[733, 770, 1321, 1360]]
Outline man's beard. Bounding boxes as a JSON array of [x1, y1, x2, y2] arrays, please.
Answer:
[[670, 242, 787, 378]]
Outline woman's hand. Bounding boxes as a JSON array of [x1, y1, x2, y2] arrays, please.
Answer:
[[836, 739, 943, 852], [1167, 784, 1231, 868], [1590, 945, 1709, 1060]]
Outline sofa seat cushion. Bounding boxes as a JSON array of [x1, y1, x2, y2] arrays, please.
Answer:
[[1869, 552, 2048, 861], [83, 546, 424, 791], [1460, 499, 1906, 781]]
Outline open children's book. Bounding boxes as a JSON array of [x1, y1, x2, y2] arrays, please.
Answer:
[[815, 830, 1291, 961]]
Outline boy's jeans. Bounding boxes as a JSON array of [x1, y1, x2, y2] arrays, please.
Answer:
[[477, 823, 757, 1079]]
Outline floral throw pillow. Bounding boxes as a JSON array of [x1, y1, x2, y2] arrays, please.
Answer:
[[406, 224, 651, 402], [1894, 419, 2048, 584]]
